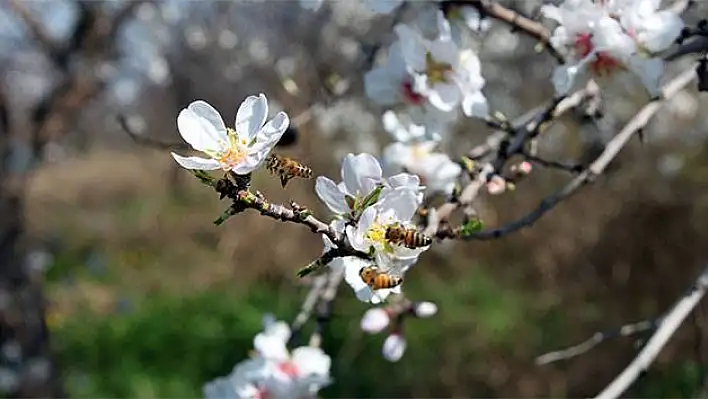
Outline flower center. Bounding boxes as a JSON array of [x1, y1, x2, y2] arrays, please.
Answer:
[[277, 361, 300, 378], [401, 80, 425, 105], [365, 220, 396, 253], [411, 143, 431, 160], [574, 33, 624, 77], [205, 127, 249, 170], [425, 53, 453, 84]]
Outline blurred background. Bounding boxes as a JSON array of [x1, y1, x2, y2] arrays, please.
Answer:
[[1, 0, 708, 397]]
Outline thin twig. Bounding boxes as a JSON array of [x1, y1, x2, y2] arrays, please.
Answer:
[[594, 265, 708, 399], [464, 65, 697, 240], [117, 114, 189, 151], [535, 318, 660, 365]]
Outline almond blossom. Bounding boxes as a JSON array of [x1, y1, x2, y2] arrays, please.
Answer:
[[381, 112, 461, 195], [171, 95, 289, 174], [542, 0, 683, 96], [395, 13, 489, 117], [315, 153, 423, 217], [346, 188, 428, 271], [204, 316, 331, 399]]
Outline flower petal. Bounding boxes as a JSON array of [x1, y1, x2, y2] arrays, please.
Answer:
[[171, 153, 221, 170], [255, 112, 290, 150], [291, 347, 331, 377], [177, 103, 227, 152], [315, 176, 349, 214], [235, 94, 268, 143]]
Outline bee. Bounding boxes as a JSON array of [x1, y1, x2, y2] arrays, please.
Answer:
[[265, 153, 312, 188], [359, 266, 403, 290], [385, 223, 432, 249]]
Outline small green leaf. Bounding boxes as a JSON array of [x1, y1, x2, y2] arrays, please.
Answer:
[[213, 207, 236, 226], [358, 184, 383, 210], [459, 218, 484, 237], [190, 170, 216, 186], [296, 259, 325, 278]]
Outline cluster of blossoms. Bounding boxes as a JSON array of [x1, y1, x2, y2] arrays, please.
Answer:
[[204, 316, 331, 399], [542, 0, 684, 96], [316, 153, 431, 303], [166, 0, 695, 395]]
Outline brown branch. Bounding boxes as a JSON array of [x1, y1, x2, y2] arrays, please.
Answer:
[[7, 0, 61, 59], [464, 65, 697, 240], [117, 114, 190, 151]]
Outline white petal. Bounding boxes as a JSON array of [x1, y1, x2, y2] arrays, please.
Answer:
[[255, 112, 290, 149], [428, 83, 461, 112], [171, 153, 221, 170], [361, 308, 390, 333], [315, 176, 349, 214], [177, 106, 227, 152], [387, 172, 421, 190], [378, 188, 419, 222], [627, 55, 664, 97], [462, 90, 489, 118], [253, 333, 289, 361], [235, 94, 268, 143], [291, 346, 331, 377], [394, 24, 427, 71], [382, 143, 412, 174], [341, 153, 383, 197], [364, 68, 403, 106], [414, 301, 438, 318], [635, 11, 684, 53], [382, 333, 407, 362]]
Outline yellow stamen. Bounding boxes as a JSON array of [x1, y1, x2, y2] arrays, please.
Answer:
[[425, 53, 453, 84], [205, 128, 248, 170]]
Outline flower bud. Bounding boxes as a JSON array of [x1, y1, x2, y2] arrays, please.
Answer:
[[517, 161, 533, 175], [360, 308, 390, 334], [486, 175, 506, 195], [382, 333, 407, 362], [413, 301, 438, 318]]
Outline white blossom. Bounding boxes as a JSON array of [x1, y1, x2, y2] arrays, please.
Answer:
[[413, 301, 438, 318], [395, 13, 489, 117], [171, 95, 289, 174], [542, 0, 683, 96], [382, 333, 407, 362], [361, 308, 391, 333], [383, 140, 461, 196], [365, 0, 404, 14], [346, 188, 427, 270], [315, 153, 423, 217], [204, 318, 331, 399]]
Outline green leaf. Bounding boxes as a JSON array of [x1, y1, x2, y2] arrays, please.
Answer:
[[358, 184, 383, 211], [190, 170, 215, 187], [213, 207, 236, 226], [296, 259, 326, 278], [459, 218, 484, 237]]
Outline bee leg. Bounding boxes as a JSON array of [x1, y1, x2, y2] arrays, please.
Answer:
[[280, 175, 290, 188]]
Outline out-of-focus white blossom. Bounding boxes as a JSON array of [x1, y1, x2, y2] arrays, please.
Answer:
[[542, 0, 683, 96], [203, 318, 331, 399], [395, 13, 489, 117], [361, 308, 391, 333], [383, 140, 461, 195], [413, 301, 438, 318], [171, 96, 289, 174], [382, 333, 407, 362], [486, 175, 507, 195]]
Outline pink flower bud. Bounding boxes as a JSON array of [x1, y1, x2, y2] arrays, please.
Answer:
[[382, 333, 407, 362], [360, 308, 390, 334], [413, 301, 438, 318], [486, 175, 506, 195], [519, 161, 533, 174]]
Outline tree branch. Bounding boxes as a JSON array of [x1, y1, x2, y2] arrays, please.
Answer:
[[463, 65, 697, 240], [594, 264, 708, 399]]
